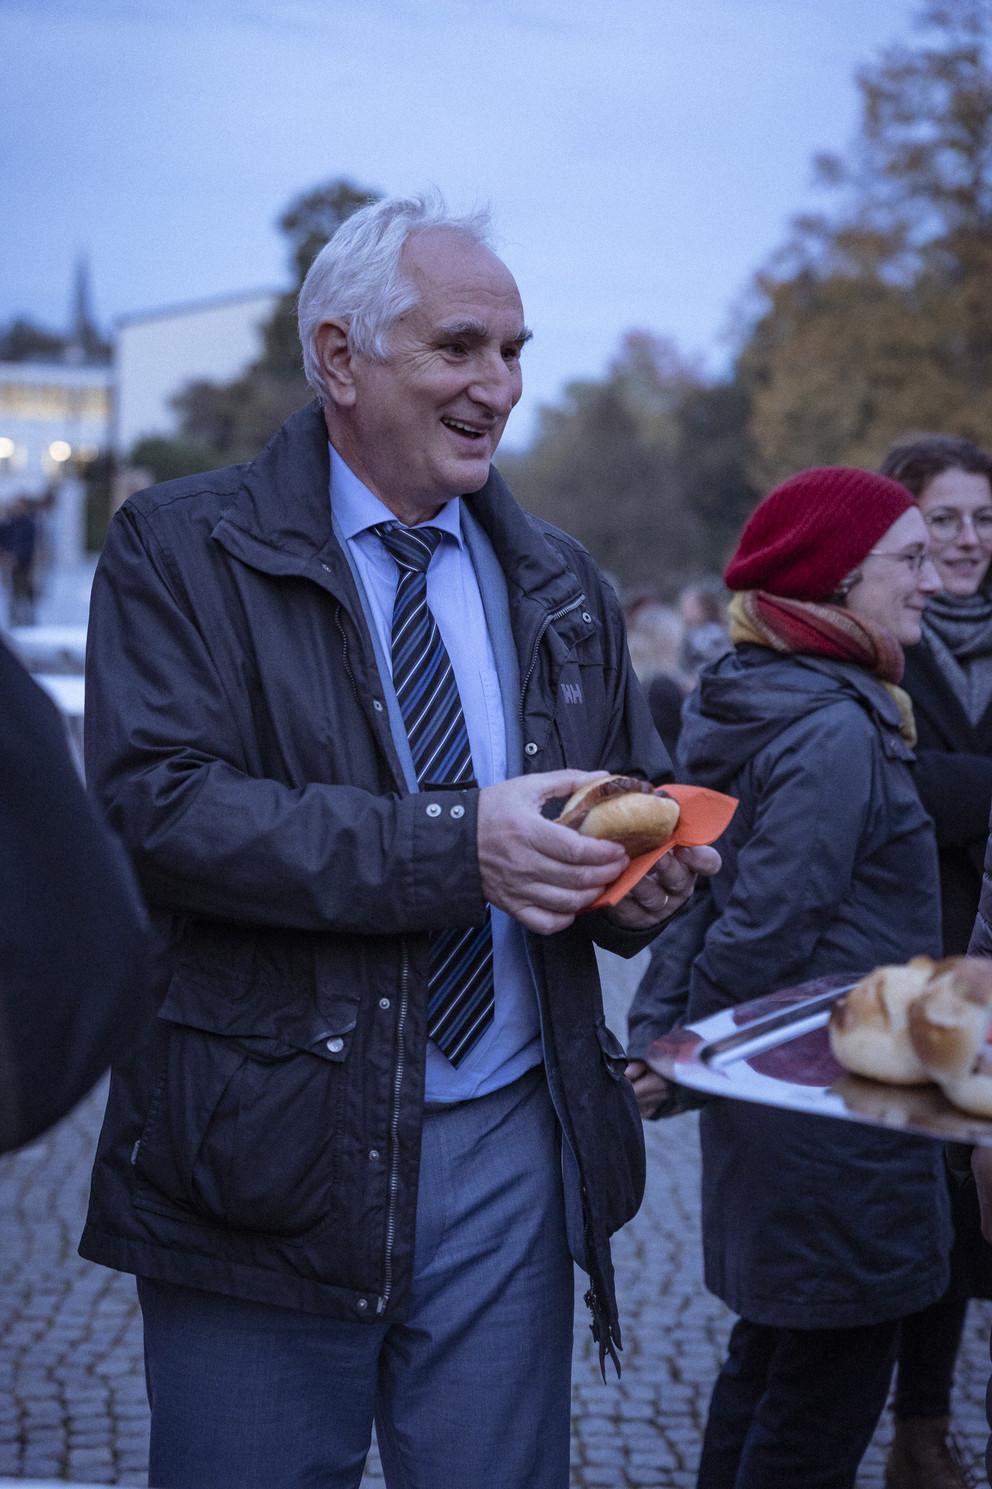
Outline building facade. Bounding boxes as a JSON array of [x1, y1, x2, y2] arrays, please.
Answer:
[[113, 288, 279, 455], [0, 359, 112, 502]]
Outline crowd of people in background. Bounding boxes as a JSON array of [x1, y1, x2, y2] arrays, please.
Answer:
[[623, 580, 732, 759]]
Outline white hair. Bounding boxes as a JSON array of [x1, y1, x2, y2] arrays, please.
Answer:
[[297, 191, 495, 401]]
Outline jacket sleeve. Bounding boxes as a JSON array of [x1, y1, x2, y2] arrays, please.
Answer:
[[688, 706, 877, 1017], [626, 884, 715, 1057], [84, 506, 485, 936], [0, 642, 150, 1154]]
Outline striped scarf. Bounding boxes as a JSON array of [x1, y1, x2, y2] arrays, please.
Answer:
[[922, 589, 992, 727], [728, 591, 917, 745]]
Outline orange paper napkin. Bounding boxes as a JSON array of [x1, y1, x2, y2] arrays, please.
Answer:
[[585, 783, 738, 910]]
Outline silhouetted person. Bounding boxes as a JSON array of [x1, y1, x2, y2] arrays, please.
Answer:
[[0, 639, 148, 1154], [0, 497, 39, 625]]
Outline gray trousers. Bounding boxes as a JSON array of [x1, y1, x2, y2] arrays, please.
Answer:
[[139, 1064, 575, 1489]]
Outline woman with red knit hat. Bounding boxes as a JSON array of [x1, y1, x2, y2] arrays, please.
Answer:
[[627, 467, 954, 1489]]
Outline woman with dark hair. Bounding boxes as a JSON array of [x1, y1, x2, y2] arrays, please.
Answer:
[[881, 435, 992, 953], [626, 466, 953, 1489], [876, 434, 992, 1488]]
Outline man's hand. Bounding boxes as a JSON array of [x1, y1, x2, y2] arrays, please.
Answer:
[[624, 1059, 672, 1119], [605, 843, 722, 931], [478, 771, 628, 935]]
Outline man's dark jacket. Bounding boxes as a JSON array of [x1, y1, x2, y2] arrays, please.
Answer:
[[79, 402, 669, 1360]]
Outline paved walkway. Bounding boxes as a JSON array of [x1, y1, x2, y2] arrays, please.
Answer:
[[0, 949, 989, 1487]]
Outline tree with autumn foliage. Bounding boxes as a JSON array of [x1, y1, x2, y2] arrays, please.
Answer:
[[501, 331, 757, 592], [740, 0, 992, 486]]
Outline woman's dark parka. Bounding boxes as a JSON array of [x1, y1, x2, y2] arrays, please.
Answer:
[[79, 403, 669, 1358], [967, 824, 992, 1486], [903, 639, 992, 954], [628, 645, 951, 1328]]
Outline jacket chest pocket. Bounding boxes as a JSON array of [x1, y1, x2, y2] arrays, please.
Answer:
[[243, 597, 399, 792], [527, 613, 610, 772], [550, 655, 613, 770], [132, 1010, 355, 1242]]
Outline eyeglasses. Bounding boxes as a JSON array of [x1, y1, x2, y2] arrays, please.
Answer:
[[865, 547, 932, 575], [832, 547, 933, 598], [924, 508, 992, 544]]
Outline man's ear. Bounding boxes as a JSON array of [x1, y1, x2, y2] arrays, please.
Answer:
[[314, 320, 357, 408]]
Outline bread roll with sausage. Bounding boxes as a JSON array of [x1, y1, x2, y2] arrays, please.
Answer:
[[557, 775, 680, 857]]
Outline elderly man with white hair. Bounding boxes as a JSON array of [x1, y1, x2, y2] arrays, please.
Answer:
[[79, 193, 718, 1489]]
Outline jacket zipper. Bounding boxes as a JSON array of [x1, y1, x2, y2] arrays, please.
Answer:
[[519, 593, 586, 724], [334, 603, 362, 707], [371, 594, 588, 1314], [331, 591, 410, 1318], [377, 938, 410, 1315]]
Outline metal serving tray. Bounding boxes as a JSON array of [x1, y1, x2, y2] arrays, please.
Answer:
[[646, 973, 992, 1146]]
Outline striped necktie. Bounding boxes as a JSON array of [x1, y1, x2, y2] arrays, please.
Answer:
[[373, 521, 495, 1065]]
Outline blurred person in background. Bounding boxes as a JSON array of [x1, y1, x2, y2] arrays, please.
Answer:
[[0, 495, 39, 626], [28, 483, 58, 599], [877, 433, 992, 1489], [623, 593, 690, 759], [625, 467, 952, 1489], [678, 577, 731, 681], [0, 638, 148, 1154]]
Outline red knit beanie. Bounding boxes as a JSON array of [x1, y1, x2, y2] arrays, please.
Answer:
[[723, 467, 914, 600]]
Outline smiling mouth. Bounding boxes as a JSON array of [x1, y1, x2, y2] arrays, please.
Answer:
[[442, 417, 488, 441]]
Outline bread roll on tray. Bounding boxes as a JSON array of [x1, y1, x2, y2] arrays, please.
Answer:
[[908, 958, 992, 1116], [827, 959, 937, 1085]]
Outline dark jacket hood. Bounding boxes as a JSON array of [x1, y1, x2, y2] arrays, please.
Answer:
[[679, 645, 905, 789]]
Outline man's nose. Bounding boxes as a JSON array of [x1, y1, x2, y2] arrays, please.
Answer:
[[469, 354, 519, 415]]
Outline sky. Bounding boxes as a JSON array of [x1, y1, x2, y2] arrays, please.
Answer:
[[3, 0, 923, 448]]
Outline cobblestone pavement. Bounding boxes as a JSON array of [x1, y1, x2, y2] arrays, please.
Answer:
[[1, 948, 989, 1487]]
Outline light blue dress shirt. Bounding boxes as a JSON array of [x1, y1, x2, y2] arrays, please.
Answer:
[[328, 444, 542, 1102]]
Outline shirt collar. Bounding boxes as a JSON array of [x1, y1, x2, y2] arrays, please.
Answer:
[[328, 442, 463, 546]]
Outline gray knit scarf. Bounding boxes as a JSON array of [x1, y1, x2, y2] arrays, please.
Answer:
[[922, 589, 992, 726]]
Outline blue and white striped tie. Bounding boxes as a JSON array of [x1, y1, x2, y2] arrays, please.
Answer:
[[374, 522, 495, 1065]]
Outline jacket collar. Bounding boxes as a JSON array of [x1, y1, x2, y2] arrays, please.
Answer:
[[212, 401, 583, 617], [217, 401, 337, 565]]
